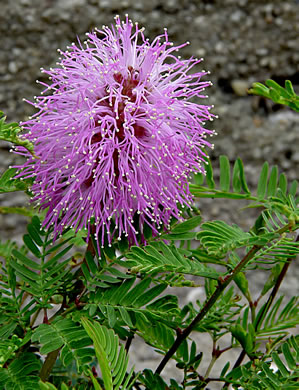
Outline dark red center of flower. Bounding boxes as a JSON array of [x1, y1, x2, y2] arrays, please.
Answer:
[[86, 67, 147, 186], [113, 66, 147, 140], [91, 66, 146, 145]]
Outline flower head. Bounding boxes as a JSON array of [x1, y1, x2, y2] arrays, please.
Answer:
[[16, 15, 215, 246]]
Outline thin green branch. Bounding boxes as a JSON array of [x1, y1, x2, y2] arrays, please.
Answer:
[[0, 206, 34, 216], [222, 233, 298, 389], [155, 245, 260, 375], [203, 340, 217, 380], [189, 186, 255, 200], [232, 246, 296, 370]]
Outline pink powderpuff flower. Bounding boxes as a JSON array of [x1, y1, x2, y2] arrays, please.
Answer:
[[15, 15, 215, 247]]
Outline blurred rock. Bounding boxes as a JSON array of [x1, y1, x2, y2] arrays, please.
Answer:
[[231, 79, 250, 96]]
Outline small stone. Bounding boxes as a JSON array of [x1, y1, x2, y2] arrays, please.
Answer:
[[256, 48, 268, 56], [196, 48, 206, 57], [292, 152, 299, 163], [230, 10, 244, 22], [231, 80, 249, 96], [8, 62, 18, 74]]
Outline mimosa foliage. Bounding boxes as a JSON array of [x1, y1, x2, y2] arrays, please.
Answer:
[[249, 79, 299, 112], [81, 318, 135, 390]]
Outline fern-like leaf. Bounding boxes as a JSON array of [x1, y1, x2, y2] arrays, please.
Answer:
[[8, 216, 77, 303], [225, 336, 299, 389], [255, 296, 299, 339], [0, 352, 41, 390], [81, 318, 135, 390], [0, 111, 35, 154], [32, 317, 94, 372], [250, 237, 299, 266], [249, 79, 299, 112], [120, 240, 220, 282], [84, 277, 180, 351], [190, 156, 298, 216], [197, 220, 279, 258], [0, 168, 33, 194], [197, 220, 253, 256]]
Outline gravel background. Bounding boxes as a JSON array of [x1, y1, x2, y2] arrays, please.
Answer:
[[1, 0, 298, 388]]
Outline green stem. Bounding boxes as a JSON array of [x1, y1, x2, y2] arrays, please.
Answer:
[[222, 232, 298, 389], [190, 191, 255, 200], [204, 354, 217, 380], [0, 206, 34, 216], [232, 253, 294, 370]]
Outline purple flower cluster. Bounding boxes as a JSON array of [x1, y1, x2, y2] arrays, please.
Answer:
[[16, 15, 215, 246]]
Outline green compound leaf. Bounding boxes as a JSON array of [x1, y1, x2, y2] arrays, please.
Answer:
[[87, 277, 179, 350], [0, 111, 35, 155], [219, 155, 231, 192], [81, 318, 135, 390], [32, 317, 94, 372], [249, 79, 299, 112], [225, 336, 299, 389], [121, 240, 220, 281], [0, 352, 41, 390], [250, 236, 299, 266], [190, 154, 298, 218], [255, 296, 299, 339], [197, 220, 253, 257], [257, 162, 269, 199], [0, 168, 33, 194], [171, 215, 202, 234], [10, 216, 76, 300]]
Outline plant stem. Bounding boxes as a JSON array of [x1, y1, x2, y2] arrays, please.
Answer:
[[232, 255, 293, 371], [125, 333, 135, 353], [204, 355, 217, 380], [155, 222, 293, 375], [222, 233, 298, 389], [155, 245, 260, 374]]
